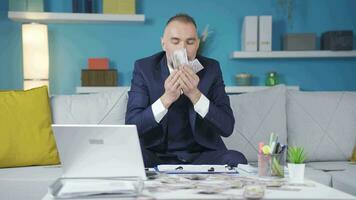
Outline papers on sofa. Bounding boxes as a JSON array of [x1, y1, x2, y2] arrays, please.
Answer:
[[156, 164, 237, 174], [171, 48, 204, 73]]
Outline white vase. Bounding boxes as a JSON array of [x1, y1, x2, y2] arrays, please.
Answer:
[[288, 163, 305, 183]]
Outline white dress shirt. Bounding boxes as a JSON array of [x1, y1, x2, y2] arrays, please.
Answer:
[[151, 64, 210, 123]]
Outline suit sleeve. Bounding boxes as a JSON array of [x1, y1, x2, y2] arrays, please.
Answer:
[[203, 62, 235, 137], [125, 61, 159, 136]]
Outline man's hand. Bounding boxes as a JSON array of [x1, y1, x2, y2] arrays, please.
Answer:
[[179, 65, 201, 105], [160, 70, 181, 108]]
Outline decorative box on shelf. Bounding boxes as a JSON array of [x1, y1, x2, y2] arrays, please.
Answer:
[[81, 69, 118, 87]]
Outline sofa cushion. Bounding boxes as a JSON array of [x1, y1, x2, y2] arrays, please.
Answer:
[[306, 162, 356, 193], [304, 167, 332, 186], [307, 161, 351, 171], [223, 85, 287, 162], [327, 166, 356, 196], [0, 166, 62, 200], [51, 88, 128, 124], [0, 86, 60, 168], [352, 145, 356, 162], [287, 91, 356, 161]]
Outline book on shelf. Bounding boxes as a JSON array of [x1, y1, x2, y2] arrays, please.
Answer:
[[241, 16, 258, 51], [259, 16, 272, 51], [9, 0, 44, 12], [72, 0, 98, 13], [46, 0, 72, 13], [103, 0, 136, 14]]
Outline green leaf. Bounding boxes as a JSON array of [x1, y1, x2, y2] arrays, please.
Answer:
[[287, 146, 307, 164]]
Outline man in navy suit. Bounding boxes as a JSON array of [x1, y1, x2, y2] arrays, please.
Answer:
[[126, 13, 247, 168]]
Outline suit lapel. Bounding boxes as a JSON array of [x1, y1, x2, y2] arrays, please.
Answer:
[[153, 54, 169, 101], [159, 55, 170, 84], [189, 104, 197, 134], [196, 57, 208, 96]]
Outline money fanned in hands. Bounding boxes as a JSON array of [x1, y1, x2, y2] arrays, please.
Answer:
[[189, 59, 204, 73], [172, 48, 189, 70], [171, 48, 204, 73]]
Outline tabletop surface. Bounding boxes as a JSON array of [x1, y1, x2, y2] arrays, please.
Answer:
[[42, 168, 356, 200]]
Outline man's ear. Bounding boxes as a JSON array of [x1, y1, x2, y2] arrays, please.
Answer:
[[161, 37, 166, 51]]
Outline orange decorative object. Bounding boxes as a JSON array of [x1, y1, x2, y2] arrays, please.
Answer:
[[88, 58, 109, 70]]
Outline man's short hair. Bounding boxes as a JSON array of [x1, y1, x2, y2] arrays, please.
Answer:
[[166, 13, 197, 28]]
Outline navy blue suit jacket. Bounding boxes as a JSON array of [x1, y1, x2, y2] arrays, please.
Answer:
[[125, 52, 235, 152]]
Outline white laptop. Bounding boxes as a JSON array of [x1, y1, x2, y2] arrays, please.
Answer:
[[52, 124, 146, 180]]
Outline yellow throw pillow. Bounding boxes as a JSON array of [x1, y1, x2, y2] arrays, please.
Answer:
[[0, 86, 60, 167], [351, 145, 356, 162]]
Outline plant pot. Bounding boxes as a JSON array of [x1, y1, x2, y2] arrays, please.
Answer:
[[288, 163, 305, 183]]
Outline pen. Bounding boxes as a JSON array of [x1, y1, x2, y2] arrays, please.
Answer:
[[274, 142, 280, 154], [279, 145, 287, 154], [269, 132, 275, 146], [270, 141, 276, 154]]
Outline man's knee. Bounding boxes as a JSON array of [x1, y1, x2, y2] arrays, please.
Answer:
[[221, 150, 248, 166], [141, 148, 160, 168]]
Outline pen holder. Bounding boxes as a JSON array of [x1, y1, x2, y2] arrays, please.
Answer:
[[258, 152, 285, 178]]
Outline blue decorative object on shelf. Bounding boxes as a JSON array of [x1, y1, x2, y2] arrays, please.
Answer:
[[72, 0, 82, 13], [72, 0, 100, 13], [93, 0, 102, 13], [84, 0, 93, 13]]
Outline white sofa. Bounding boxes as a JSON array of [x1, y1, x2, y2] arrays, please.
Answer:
[[223, 85, 356, 195], [1, 85, 356, 200]]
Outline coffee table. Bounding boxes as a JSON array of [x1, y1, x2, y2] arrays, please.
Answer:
[[41, 168, 356, 200]]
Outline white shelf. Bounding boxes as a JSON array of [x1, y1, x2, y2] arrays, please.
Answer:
[[231, 51, 356, 59], [76, 86, 299, 94], [76, 86, 129, 94], [225, 86, 299, 93], [8, 11, 145, 23]]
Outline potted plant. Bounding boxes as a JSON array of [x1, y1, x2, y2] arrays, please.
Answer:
[[287, 146, 307, 182], [277, 0, 295, 27], [197, 24, 213, 55]]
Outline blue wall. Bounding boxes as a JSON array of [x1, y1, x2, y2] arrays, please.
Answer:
[[1, 0, 356, 94]]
